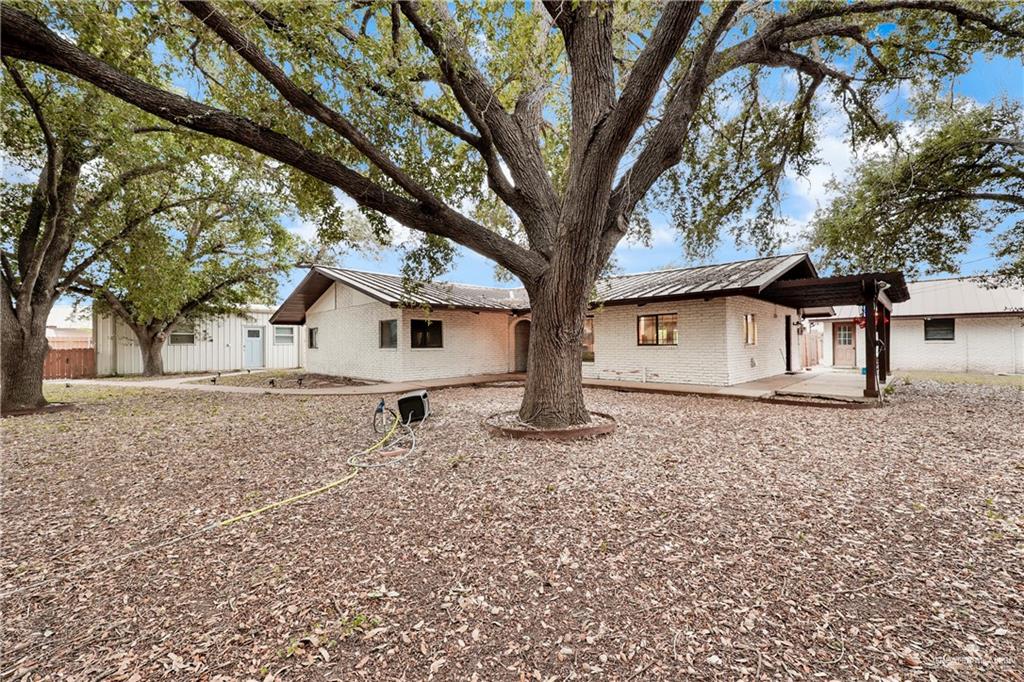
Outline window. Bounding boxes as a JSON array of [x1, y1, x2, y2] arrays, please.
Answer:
[[743, 313, 758, 345], [836, 324, 853, 345], [411, 319, 443, 348], [379, 319, 398, 348], [274, 326, 294, 345], [169, 323, 195, 345], [582, 317, 595, 362], [637, 313, 677, 346], [924, 318, 955, 341], [308, 327, 319, 349]]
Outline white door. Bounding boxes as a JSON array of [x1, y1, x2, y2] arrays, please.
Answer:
[[244, 327, 264, 368]]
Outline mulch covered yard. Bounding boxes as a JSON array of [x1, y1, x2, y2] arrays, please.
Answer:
[[2, 381, 1021, 680]]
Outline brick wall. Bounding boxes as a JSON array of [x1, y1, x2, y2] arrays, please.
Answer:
[[724, 296, 800, 383], [304, 283, 512, 381], [823, 316, 1023, 374], [305, 284, 406, 381], [399, 307, 511, 380], [306, 283, 805, 386]]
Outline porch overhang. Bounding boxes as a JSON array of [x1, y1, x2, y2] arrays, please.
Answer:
[[759, 272, 910, 400], [758, 272, 910, 311]]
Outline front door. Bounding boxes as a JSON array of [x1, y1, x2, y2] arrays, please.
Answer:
[[244, 327, 264, 368], [833, 323, 856, 367]]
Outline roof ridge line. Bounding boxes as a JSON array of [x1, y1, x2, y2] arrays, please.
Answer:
[[602, 252, 806, 279]]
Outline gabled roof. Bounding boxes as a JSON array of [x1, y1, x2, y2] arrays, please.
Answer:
[[830, 277, 1023, 319], [592, 253, 817, 306], [271, 253, 837, 325], [270, 266, 528, 324]]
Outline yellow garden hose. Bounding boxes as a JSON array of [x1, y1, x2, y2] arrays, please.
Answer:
[[1, 411, 403, 598], [219, 411, 399, 526]]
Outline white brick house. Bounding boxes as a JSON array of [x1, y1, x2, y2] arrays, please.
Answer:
[[822, 278, 1024, 375], [272, 253, 887, 387]]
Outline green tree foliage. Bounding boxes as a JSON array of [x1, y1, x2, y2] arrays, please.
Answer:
[[4, 1, 1022, 424], [1, 58, 347, 408], [70, 150, 310, 375], [811, 96, 1023, 283]]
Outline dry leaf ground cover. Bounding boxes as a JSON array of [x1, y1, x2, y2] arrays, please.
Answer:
[[2, 380, 1022, 680]]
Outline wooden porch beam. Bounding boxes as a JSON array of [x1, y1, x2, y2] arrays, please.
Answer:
[[863, 281, 879, 399]]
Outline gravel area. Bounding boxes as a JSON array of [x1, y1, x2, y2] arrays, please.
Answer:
[[2, 380, 1021, 680]]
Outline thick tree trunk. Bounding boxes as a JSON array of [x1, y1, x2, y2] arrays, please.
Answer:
[[518, 286, 590, 428], [1, 325, 50, 414], [131, 327, 166, 376], [1, 278, 54, 413]]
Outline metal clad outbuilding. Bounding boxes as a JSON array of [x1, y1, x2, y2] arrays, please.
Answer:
[[94, 305, 304, 376]]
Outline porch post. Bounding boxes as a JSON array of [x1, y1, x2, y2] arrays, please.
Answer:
[[863, 281, 879, 398], [878, 309, 888, 386]]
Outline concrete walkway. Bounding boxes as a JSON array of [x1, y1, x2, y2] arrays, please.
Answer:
[[57, 367, 877, 402], [55, 371, 528, 396]]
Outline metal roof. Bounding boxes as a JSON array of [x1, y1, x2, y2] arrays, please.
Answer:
[[592, 253, 816, 305], [831, 278, 1023, 319], [271, 253, 844, 324], [270, 266, 528, 323], [314, 266, 527, 309]]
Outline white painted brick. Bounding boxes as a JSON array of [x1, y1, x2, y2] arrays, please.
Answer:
[[304, 282, 511, 381], [822, 316, 1024, 374]]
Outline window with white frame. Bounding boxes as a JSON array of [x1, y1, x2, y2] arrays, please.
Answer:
[[169, 323, 196, 345], [274, 326, 294, 345], [308, 327, 319, 349]]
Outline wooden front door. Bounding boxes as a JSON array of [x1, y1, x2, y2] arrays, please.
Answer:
[[833, 323, 856, 367]]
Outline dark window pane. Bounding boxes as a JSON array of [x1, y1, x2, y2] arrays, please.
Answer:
[[638, 315, 658, 345], [638, 314, 677, 346], [308, 327, 319, 349], [411, 319, 443, 348], [379, 319, 398, 348], [924, 318, 955, 341]]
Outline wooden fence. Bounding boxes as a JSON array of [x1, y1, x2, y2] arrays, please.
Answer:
[[43, 348, 96, 379], [802, 329, 823, 368]]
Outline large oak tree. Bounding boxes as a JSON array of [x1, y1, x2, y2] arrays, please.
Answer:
[[1, 61, 201, 412], [811, 95, 1023, 284], [70, 152, 309, 375], [4, 1, 1021, 426]]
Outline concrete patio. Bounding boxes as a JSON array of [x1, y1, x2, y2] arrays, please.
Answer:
[[57, 367, 883, 404], [583, 367, 882, 404]]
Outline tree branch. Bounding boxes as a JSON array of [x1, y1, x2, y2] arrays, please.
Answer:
[[181, 0, 444, 209], [1, 5, 546, 282]]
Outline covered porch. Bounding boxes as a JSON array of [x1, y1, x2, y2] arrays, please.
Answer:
[[759, 272, 910, 399]]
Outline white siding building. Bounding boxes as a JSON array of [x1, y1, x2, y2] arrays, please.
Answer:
[[271, 254, 829, 387], [94, 305, 304, 376], [822, 278, 1024, 375]]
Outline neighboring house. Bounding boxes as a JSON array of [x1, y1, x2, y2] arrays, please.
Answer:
[[45, 326, 93, 349], [822, 278, 1024, 374], [94, 305, 305, 375], [270, 253, 906, 388]]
